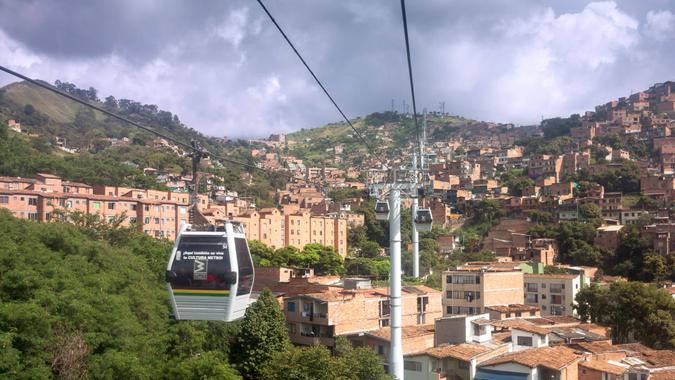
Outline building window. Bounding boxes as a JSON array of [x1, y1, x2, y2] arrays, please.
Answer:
[[458, 361, 470, 370], [0, 195, 8, 204], [376, 345, 385, 355], [379, 300, 390, 317], [287, 301, 296, 312], [550, 283, 563, 293], [107, 202, 115, 210], [144, 217, 150, 224], [526, 293, 538, 303], [28, 197, 38, 206], [92, 201, 100, 210], [404, 361, 422, 372], [379, 318, 389, 328], [525, 283, 538, 292], [27, 212, 38, 221], [517, 336, 533, 346], [550, 295, 563, 305], [287, 323, 296, 334]]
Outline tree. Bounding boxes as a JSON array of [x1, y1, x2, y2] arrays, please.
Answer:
[[578, 203, 602, 222], [231, 289, 290, 379], [260, 344, 390, 380], [528, 210, 554, 224], [359, 241, 381, 258], [346, 258, 378, 277], [575, 282, 675, 349], [260, 345, 340, 380]]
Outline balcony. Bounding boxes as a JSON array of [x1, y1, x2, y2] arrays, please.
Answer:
[[293, 332, 334, 346], [286, 311, 330, 324]]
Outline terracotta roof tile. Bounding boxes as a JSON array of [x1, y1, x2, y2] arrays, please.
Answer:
[[424, 343, 492, 361], [366, 325, 435, 341], [579, 360, 626, 375], [479, 346, 582, 370], [650, 370, 675, 380]]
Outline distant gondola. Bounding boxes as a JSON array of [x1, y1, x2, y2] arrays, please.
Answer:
[[166, 221, 254, 321], [414, 208, 433, 232]]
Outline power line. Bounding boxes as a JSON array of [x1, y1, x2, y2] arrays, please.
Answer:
[[255, 0, 374, 154], [0, 65, 312, 184], [400, 0, 420, 146]]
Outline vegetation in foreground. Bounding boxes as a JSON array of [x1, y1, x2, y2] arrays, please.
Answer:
[[0, 211, 388, 379]]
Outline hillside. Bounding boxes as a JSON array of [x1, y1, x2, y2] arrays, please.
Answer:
[[285, 111, 472, 167]]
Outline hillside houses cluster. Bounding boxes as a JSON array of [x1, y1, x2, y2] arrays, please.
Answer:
[[253, 263, 675, 380]]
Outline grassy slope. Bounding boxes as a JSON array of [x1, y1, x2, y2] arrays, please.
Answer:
[[2, 81, 104, 123]]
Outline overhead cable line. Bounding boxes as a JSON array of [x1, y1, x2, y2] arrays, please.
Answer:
[[0, 65, 311, 183], [255, 0, 374, 154], [400, 0, 421, 145]]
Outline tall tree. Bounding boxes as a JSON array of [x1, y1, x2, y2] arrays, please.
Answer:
[[230, 290, 290, 379]]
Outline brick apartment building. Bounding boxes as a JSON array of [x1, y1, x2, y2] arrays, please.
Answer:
[[283, 284, 442, 347], [0, 173, 349, 254], [234, 210, 348, 256], [0, 174, 190, 239], [442, 263, 524, 316]]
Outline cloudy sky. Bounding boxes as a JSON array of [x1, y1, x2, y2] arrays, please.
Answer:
[[0, 0, 673, 138]]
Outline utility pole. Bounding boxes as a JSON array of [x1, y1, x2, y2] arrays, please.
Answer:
[[189, 140, 208, 224], [412, 153, 419, 278], [388, 187, 403, 380]]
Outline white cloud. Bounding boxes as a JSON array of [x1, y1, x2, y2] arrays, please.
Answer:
[[1, 1, 673, 138], [644, 10, 675, 40]]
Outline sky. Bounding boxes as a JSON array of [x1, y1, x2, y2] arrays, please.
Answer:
[[0, 0, 673, 138]]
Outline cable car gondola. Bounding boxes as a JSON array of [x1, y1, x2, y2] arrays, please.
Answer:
[[414, 208, 433, 232], [375, 200, 390, 220], [166, 221, 254, 321]]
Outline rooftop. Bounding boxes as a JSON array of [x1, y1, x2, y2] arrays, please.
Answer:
[[485, 304, 540, 313], [524, 273, 579, 280], [578, 360, 626, 375], [365, 324, 435, 342], [423, 343, 493, 361], [479, 346, 582, 370], [597, 225, 625, 232]]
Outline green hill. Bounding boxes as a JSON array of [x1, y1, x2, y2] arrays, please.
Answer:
[[286, 111, 471, 167]]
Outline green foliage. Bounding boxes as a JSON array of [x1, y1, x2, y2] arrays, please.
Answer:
[[0, 121, 173, 190], [528, 210, 554, 224], [364, 111, 401, 126], [0, 210, 241, 379], [541, 115, 581, 139], [570, 161, 641, 193], [346, 257, 389, 279], [575, 282, 675, 349], [543, 265, 569, 275], [249, 241, 345, 275], [328, 187, 364, 202], [578, 203, 603, 222], [501, 169, 534, 196], [518, 136, 576, 155], [231, 289, 290, 380], [260, 344, 390, 380]]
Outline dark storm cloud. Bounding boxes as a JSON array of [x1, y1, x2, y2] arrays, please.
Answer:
[[0, 0, 673, 138]]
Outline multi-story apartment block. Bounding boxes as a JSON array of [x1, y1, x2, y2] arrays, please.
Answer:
[[0, 174, 190, 239], [523, 273, 582, 317], [528, 154, 563, 181], [283, 285, 442, 347], [442, 264, 524, 316]]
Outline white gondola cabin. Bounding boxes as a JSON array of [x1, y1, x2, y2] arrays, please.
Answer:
[[375, 200, 390, 220], [166, 222, 254, 321], [414, 208, 433, 232]]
